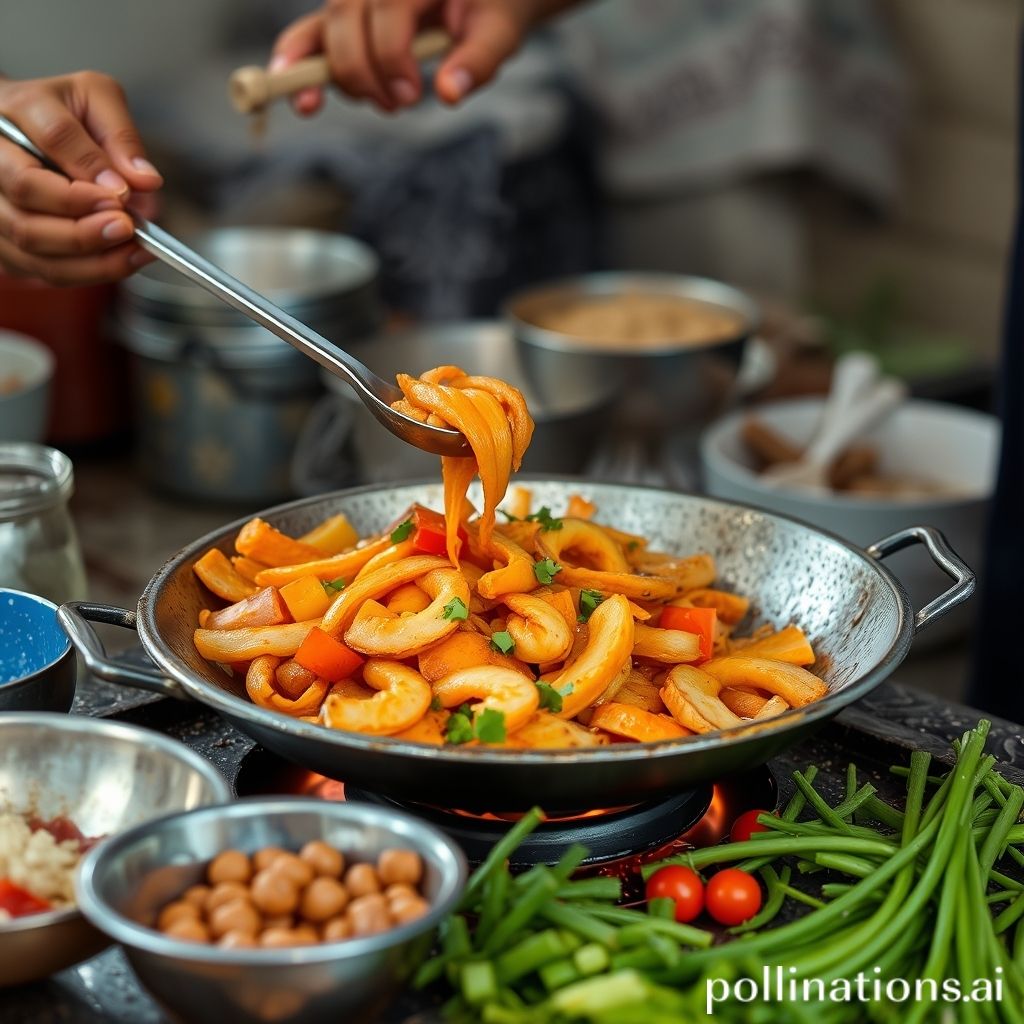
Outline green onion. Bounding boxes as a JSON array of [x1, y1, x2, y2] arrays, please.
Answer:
[[490, 631, 515, 655], [578, 589, 604, 623], [533, 558, 561, 585], [443, 597, 469, 621], [390, 518, 414, 542], [321, 577, 346, 594]]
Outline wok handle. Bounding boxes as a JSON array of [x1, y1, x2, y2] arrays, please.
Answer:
[[866, 526, 976, 633], [57, 602, 189, 701]]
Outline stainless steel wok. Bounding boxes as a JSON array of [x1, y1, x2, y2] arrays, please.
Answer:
[[58, 480, 973, 811]]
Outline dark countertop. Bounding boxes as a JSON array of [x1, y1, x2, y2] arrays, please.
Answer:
[[3, 670, 1022, 1024]]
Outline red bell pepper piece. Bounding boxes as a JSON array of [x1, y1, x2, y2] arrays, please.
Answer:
[[411, 507, 467, 557], [0, 878, 52, 917], [659, 605, 717, 663], [295, 627, 365, 682]]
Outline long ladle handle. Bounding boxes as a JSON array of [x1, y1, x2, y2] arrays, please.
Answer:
[[0, 113, 398, 410]]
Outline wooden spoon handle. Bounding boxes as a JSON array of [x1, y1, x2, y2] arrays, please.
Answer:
[[229, 29, 452, 114]]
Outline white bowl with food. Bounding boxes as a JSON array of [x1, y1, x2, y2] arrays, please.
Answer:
[[699, 397, 999, 646], [0, 331, 54, 443]]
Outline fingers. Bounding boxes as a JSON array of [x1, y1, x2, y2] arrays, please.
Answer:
[[323, 0, 395, 110], [0, 141, 121, 218], [0, 232, 151, 287], [0, 193, 134, 258], [271, 12, 328, 115], [73, 71, 163, 193], [367, 0, 438, 106], [436, 5, 526, 104]]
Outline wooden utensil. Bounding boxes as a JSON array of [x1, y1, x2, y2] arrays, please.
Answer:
[[229, 29, 452, 114]]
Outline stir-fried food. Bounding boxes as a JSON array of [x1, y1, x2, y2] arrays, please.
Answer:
[[190, 367, 828, 749]]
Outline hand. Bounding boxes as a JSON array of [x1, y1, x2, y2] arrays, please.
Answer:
[[0, 72, 163, 286], [271, 0, 557, 114]]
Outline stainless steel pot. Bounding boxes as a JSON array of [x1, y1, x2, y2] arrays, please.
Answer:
[[507, 273, 758, 429], [117, 229, 381, 504], [58, 480, 973, 812]]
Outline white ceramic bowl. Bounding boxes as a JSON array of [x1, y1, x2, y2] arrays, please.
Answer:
[[0, 330, 54, 442], [699, 398, 999, 647]]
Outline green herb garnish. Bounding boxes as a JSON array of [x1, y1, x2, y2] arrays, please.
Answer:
[[578, 589, 605, 622], [443, 597, 469, 621], [390, 518, 414, 543], [474, 708, 507, 744], [499, 509, 519, 522], [444, 704, 475, 745], [535, 681, 564, 713], [321, 577, 346, 594], [490, 631, 515, 655], [533, 558, 562, 585], [444, 703, 507, 745], [525, 506, 563, 532]]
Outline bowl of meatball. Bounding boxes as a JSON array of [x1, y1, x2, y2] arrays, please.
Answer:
[[76, 797, 467, 1024]]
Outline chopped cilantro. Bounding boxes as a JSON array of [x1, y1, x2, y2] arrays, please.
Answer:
[[535, 681, 563, 713], [499, 509, 519, 522], [444, 705, 475, 745], [390, 518, 414, 542], [430, 695, 443, 713], [321, 577, 346, 594], [490, 631, 515, 655], [578, 589, 605, 623], [443, 597, 469, 621], [525, 506, 563, 532], [533, 558, 562, 585], [443, 703, 507, 745]]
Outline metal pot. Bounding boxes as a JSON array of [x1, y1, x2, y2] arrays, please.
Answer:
[[117, 229, 381, 504], [292, 322, 611, 493], [507, 273, 758, 430], [0, 589, 76, 712], [58, 480, 973, 812]]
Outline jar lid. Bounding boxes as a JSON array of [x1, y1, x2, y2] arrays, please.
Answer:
[[0, 444, 74, 522]]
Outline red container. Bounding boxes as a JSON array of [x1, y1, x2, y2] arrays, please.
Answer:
[[0, 275, 127, 445]]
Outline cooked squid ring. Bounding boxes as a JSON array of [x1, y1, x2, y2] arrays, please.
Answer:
[[719, 686, 771, 718], [385, 582, 432, 615], [504, 593, 574, 664], [392, 709, 450, 745], [701, 657, 827, 707], [246, 655, 329, 718], [756, 695, 791, 719], [681, 588, 751, 625], [627, 552, 716, 592], [320, 659, 432, 736], [353, 539, 418, 580], [536, 519, 630, 573], [615, 669, 667, 715], [550, 594, 634, 719], [721, 626, 816, 666], [661, 665, 743, 733], [590, 702, 691, 742], [320, 555, 448, 636], [431, 666, 540, 734], [344, 568, 471, 658], [253, 533, 394, 588], [556, 566, 686, 602], [503, 712, 608, 749], [632, 622, 700, 663], [474, 528, 537, 600]]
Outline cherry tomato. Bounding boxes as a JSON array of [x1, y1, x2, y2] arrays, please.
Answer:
[[645, 865, 705, 923], [0, 878, 52, 918], [705, 868, 762, 926], [730, 809, 773, 844]]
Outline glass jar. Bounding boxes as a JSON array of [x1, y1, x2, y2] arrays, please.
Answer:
[[0, 444, 87, 604]]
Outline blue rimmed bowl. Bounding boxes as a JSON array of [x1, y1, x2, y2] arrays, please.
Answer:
[[0, 588, 76, 712]]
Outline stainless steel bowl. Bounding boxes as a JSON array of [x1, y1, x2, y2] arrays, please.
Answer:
[[0, 713, 231, 987], [77, 798, 467, 1024], [507, 272, 758, 427], [0, 589, 76, 713]]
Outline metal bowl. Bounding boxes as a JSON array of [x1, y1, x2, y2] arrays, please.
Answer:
[[507, 272, 758, 427], [0, 713, 231, 987], [77, 798, 467, 1024], [0, 589, 76, 713]]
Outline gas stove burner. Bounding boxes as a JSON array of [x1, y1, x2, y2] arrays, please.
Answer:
[[345, 786, 713, 867], [234, 746, 777, 868]]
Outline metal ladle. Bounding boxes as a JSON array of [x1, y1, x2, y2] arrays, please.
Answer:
[[0, 114, 469, 457]]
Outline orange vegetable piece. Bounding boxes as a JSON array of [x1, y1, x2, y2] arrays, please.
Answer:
[[298, 514, 359, 555], [417, 629, 532, 682], [566, 494, 596, 520], [193, 549, 257, 604], [589, 703, 690, 742], [280, 576, 334, 622], [295, 627, 365, 682], [235, 518, 324, 568], [659, 606, 717, 663], [205, 587, 291, 631], [246, 656, 328, 717]]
